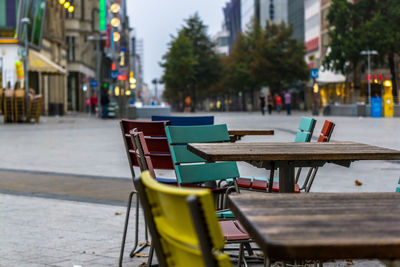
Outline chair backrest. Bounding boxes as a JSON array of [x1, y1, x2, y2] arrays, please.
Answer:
[[152, 115, 214, 126], [317, 120, 335, 142], [294, 117, 316, 142], [120, 119, 174, 171], [129, 130, 156, 178], [396, 177, 400, 193], [134, 171, 231, 267], [166, 124, 240, 184]]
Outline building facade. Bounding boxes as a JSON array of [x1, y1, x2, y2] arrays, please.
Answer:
[[223, 0, 241, 53], [65, 0, 99, 113], [0, 0, 68, 115]]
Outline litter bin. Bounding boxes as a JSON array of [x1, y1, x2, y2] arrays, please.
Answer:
[[371, 97, 382, 118]]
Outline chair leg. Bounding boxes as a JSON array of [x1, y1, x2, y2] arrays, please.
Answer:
[[237, 243, 244, 267], [129, 193, 150, 257], [119, 191, 135, 267], [147, 243, 155, 266], [306, 167, 319, 193], [264, 256, 270, 267]]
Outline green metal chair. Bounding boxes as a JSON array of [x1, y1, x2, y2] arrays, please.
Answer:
[[165, 124, 240, 199], [396, 177, 400, 192]]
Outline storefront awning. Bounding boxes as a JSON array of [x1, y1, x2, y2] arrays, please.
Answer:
[[28, 50, 67, 74], [316, 68, 346, 84]]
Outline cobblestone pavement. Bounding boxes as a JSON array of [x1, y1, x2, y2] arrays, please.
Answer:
[[0, 193, 146, 267], [1, 112, 399, 266]]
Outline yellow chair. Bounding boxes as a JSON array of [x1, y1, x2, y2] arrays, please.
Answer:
[[135, 171, 232, 267]]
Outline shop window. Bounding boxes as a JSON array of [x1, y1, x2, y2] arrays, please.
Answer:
[[0, 0, 19, 38]]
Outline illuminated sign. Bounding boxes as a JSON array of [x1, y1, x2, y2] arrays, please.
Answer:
[[99, 0, 106, 31]]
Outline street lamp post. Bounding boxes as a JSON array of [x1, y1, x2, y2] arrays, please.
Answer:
[[21, 17, 30, 121], [360, 50, 378, 105]]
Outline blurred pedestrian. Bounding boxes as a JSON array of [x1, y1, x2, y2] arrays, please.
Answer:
[[284, 91, 292, 115], [274, 93, 282, 113], [267, 93, 273, 115], [100, 91, 110, 118], [85, 98, 90, 113], [184, 96, 191, 112], [90, 94, 98, 114], [259, 93, 266, 115]]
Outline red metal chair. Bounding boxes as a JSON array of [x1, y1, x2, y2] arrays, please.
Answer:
[[120, 119, 174, 172]]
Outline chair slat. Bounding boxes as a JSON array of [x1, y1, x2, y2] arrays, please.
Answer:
[[152, 115, 214, 126], [294, 131, 311, 143], [298, 117, 316, 132], [170, 145, 207, 164], [176, 162, 239, 184], [166, 124, 230, 144], [121, 119, 168, 136]]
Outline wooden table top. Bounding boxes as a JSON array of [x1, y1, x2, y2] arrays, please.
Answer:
[[228, 192, 400, 260], [187, 141, 400, 162], [228, 129, 274, 136]]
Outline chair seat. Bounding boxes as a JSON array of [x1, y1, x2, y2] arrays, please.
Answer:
[[155, 177, 177, 184], [272, 182, 300, 193], [219, 220, 249, 240], [237, 178, 252, 188], [217, 210, 235, 218]]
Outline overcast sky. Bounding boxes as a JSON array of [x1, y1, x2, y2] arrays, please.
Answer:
[[126, 0, 226, 89]]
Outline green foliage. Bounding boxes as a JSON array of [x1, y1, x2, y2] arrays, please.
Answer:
[[250, 21, 308, 93], [324, 0, 400, 92], [161, 33, 197, 104], [161, 13, 221, 109]]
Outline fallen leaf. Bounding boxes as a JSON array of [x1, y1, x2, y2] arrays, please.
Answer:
[[139, 263, 147, 266], [346, 259, 354, 265], [114, 211, 122, 215], [92, 251, 95, 254], [82, 251, 86, 254], [355, 180, 362, 186], [135, 253, 149, 258]]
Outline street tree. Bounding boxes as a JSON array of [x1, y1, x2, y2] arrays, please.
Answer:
[[161, 33, 197, 111], [181, 13, 221, 110], [323, 0, 380, 89], [250, 21, 308, 94]]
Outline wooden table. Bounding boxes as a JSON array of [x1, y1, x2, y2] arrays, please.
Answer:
[[228, 129, 274, 142], [187, 141, 400, 193], [228, 192, 400, 261]]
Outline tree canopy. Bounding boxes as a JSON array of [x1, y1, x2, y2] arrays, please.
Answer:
[[161, 13, 220, 110]]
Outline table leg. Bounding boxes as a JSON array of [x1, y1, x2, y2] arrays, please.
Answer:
[[279, 162, 295, 193]]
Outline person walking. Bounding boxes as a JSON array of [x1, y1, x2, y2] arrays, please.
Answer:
[[259, 93, 266, 115], [267, 93, 273, 115], [90, 94, 98, 115], [284, 91, 292, 115], [274, 93, 282, 113], [100, 91, 110, 118]]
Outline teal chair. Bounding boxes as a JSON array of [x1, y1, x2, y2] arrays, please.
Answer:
[[165, 124, 240, 216], [236, 117, 316, 192], [396, 177, 400, 192]]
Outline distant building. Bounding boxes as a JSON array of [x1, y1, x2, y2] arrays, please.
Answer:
[[65, 0, 99, 113], [304, 0, 320, 69], [232, 0, 304, 44], [223, 0, 241, 52], [214, 24, 229, 56]]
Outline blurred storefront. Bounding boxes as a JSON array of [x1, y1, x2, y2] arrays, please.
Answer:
[[0, 0, 67, 115]]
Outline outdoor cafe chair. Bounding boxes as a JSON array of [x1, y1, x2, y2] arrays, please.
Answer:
[[119, 128, 177, 266], [295, 120, 335, 193], [152, 115, 214, 126], [235, 117, 317, 193], [120, 119, 175, 172], [165, 124, 241, 209], [134, 170, 256, 267]]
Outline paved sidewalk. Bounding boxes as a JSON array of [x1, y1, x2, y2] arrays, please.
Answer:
[[0, 193, 146, 267], [1, 112, 399, 266]]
